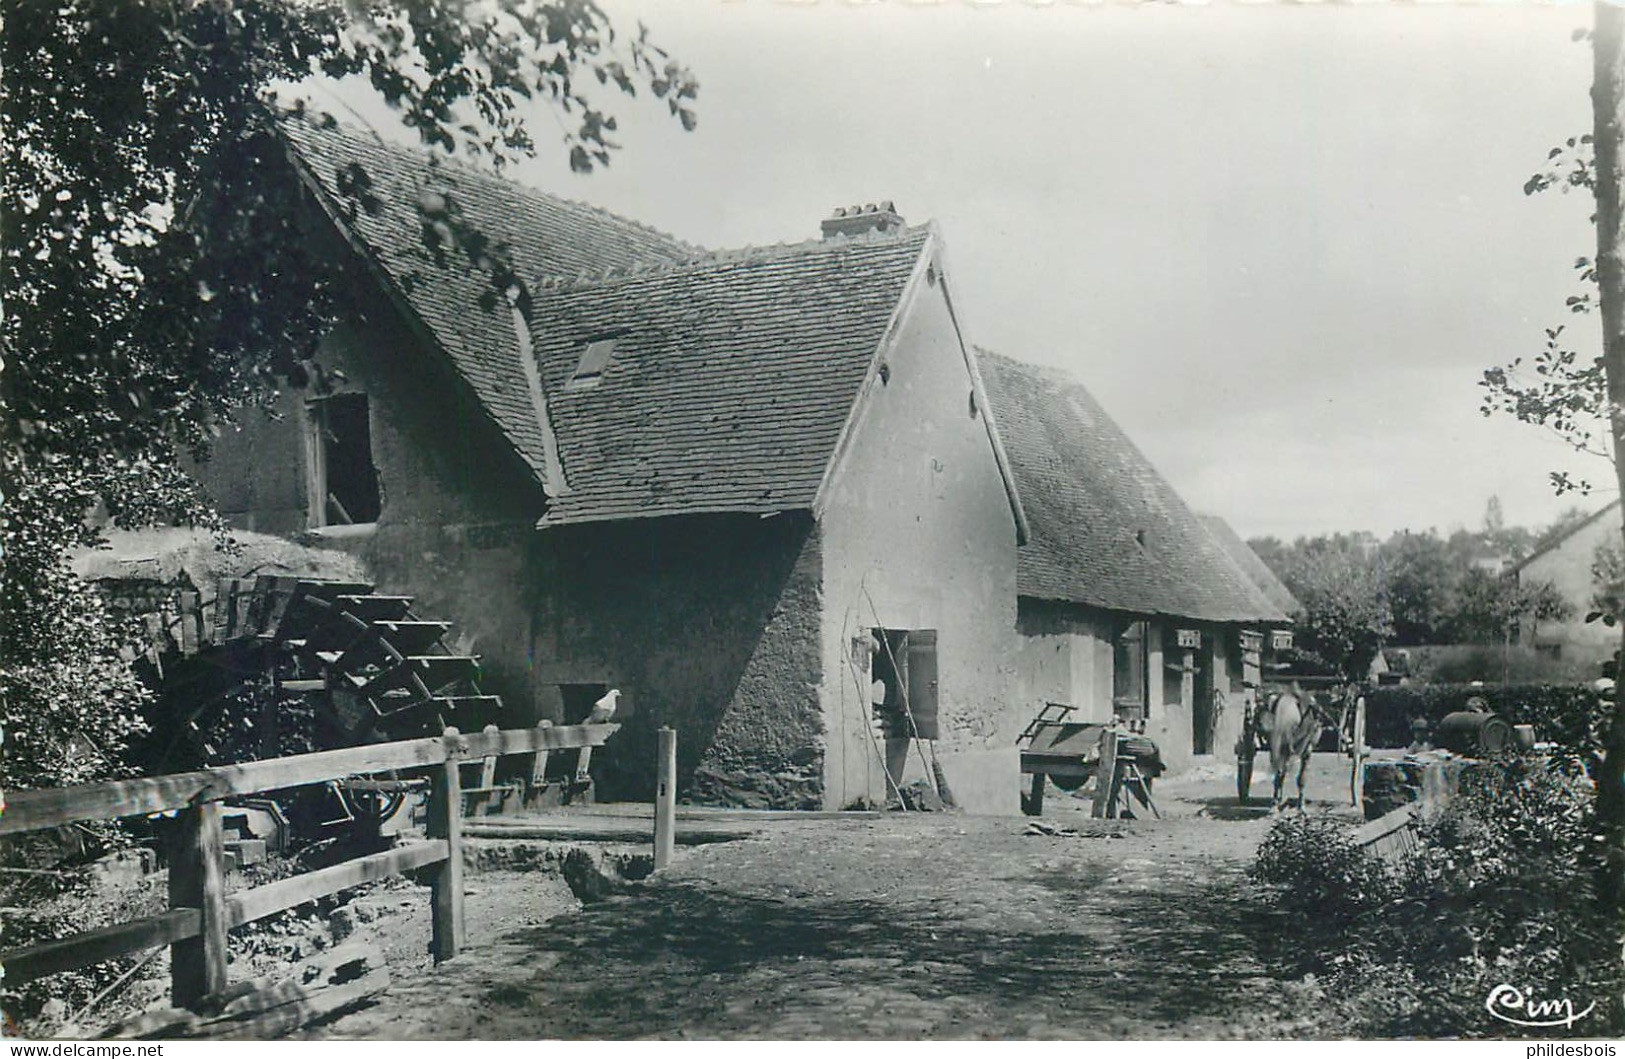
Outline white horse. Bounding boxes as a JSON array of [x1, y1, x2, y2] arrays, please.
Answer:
[[1263, 687, 1328, 812]]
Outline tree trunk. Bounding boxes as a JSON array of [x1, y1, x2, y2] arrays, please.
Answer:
[[1592, 0, 1625, 908]]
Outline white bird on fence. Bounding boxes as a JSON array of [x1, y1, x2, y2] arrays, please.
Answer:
[[588, 688, 620, 724]]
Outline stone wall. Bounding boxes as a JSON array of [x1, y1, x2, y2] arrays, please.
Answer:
[[1013, 600, 1114, 724], [193, 259, 555, 723], [528, 513, 826, 807]]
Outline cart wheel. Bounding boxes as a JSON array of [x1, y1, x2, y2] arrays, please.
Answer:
[[344, 771, 406, 824], [1349, 696, 1367, 811], [1237, 750, 1254, 802]]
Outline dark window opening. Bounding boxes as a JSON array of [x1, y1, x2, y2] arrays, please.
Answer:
[[1113, 619, 1148, 721], [310, 393, 380, 525], [568, 338, 617, 390], [869, 628, 938, 740]]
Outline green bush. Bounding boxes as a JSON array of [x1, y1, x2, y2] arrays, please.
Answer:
[[1252, 758, 1622, 1038], [1251, 814, 1398, 926]]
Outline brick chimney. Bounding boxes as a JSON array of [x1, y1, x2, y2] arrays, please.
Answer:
[[820, 201, 904, 240]]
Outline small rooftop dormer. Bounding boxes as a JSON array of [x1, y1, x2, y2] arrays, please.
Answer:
[[821, 202, 905, 240]]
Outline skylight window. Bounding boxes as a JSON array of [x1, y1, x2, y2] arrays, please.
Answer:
[[568, 337, 618, 390]]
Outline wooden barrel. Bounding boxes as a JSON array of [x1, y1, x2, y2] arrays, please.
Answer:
[[1435, 710, 1515, 757]]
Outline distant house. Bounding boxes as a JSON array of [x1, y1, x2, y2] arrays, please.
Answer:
[[978, 353, 1290, 770], [1509, 499, 1623, 674], [194, 119, 1030, 813]]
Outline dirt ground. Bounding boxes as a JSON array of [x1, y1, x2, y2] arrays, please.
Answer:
[[311, 753, 1362, 1040]]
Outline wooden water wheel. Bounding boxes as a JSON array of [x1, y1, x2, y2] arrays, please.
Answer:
[[150, 576, 506, 828]]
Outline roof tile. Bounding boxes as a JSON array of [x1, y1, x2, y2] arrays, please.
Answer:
[[530, 229, 931, 526], [280, 118, 697, 482], [1198, 514, 1301, 616], [979, 350, 1287, 624]]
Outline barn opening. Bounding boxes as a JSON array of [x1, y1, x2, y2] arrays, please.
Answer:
[[307, 393, 381, 526], [869, 629, 939, 740]]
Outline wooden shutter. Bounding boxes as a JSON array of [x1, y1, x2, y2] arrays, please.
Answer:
[[904, 630, 939, 740]]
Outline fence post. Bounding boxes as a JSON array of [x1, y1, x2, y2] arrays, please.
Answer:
[[169, 800, 227, 1008], [654, 727, 676, 870], [428, 731, 466, 962], [527, 719, 554, 807], [1091, 728, 1119, 819]]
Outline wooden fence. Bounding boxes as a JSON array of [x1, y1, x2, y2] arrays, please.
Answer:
[[0, 722, 619, 1009]]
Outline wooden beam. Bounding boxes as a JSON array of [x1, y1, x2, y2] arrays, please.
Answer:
[[0, 724, 621, 837], [461, 722, 619, 759], [526, 720, 553, 805], [170, 801, 228, 1008], [654, 727, 676, 870], [0, 737, 448, 834], [1091, 729, 1119, 820], [0, 909, 201, 985], [427, 754, 464, 963], [225, 841, 448, 928], [473, 724, 499, 817]]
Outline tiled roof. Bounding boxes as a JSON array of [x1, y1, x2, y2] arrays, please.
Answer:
[[529, 228, 932, 526], [978, 351, 1288, 624], [1198, 514, 1301, 616], [280, 117, 698, 482]]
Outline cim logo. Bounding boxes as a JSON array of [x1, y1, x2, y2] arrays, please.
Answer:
[[1486, 983, 1596, 1029]]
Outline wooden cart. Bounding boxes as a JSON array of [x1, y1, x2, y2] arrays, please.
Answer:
[[1236, 681, 1367, 810], [1019, 704, 1161, 819]]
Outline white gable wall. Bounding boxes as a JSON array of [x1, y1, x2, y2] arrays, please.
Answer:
[[817, 259, 1023, 814], [1518, 508, 1622, 672]]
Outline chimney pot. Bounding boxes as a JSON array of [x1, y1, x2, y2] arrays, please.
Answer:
[[821, 200, 906, 240]]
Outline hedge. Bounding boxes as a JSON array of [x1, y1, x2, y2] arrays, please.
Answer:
[[1364, 682, 1611, 757]]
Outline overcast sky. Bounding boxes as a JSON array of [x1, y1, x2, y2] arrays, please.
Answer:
[[332, 1, 1606, 542]]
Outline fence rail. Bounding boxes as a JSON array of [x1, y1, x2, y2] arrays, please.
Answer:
[[0, 722, 619, 1008]]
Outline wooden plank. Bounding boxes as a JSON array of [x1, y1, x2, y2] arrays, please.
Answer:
[[0, 737, 450, 834], [1026, 771, 1045, 816], [428, 754, 464, 962], [201, 968, 390, 1039], [1091, 728, 1118, 819], [231, 579, 256, 642], [255, 575, 302, 640], [527, 720, 553, 801], [224, 841, 448, 928], [178, 590, 201, 655], [462, 722, 620, 760], [655, 727, 676, 870], [354, 655, 479, 697], [1354, 803, 1419, 848], [473, 725, 499, 817], [0, 909, 201, 984], [106, 962, 390, 1040], [1019, 756, 1095, 780], [170, 802, 228, 1008], [0, 726, 617, 837], [462, 822, 755, 844], [212, 579, 234, 644]]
